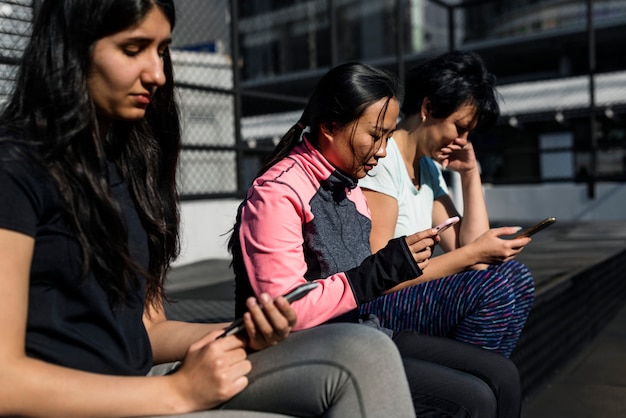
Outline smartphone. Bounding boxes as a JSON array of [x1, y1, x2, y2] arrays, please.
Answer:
[[510, 217, 557, 238], [217, 282, 320, 339], [434, 216, 460, 234]]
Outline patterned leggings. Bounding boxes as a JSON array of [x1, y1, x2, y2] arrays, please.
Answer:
[[360, 260, 535, 358]]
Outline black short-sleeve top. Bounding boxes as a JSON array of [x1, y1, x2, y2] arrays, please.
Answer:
[[0, 140, 152, 375]]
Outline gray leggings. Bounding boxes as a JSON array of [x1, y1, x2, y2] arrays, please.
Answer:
[[150, 323, 415, 417]]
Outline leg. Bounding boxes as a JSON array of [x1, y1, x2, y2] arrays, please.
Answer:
[[394, 331, 521, 418], [402, 357, 496, 418], [486, 261, 535, 356], [147, 366, 296, 417], [221, 323, 416, 418], [159, 411, 295, 417], [361, 260, 535, 357]]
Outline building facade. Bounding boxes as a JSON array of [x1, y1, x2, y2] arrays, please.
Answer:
[[2, 0, 626, 264], [234, 0, 626, 188]]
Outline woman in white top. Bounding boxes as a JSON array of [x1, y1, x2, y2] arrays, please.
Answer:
[[359, 50, 535, 358]]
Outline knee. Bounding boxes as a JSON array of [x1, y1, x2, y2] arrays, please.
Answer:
[[503, 260, 535, 288], [504, 261, 536, 310], [444, 377, 498, 418], [315, 323, 403, 365], [469, 380, 499, 418], [499, 356, 521, 382], [490, 357, 522, 414], [489, 261, 536, 298], [515, 259, 534, 282], [483, 355, 521, 397]]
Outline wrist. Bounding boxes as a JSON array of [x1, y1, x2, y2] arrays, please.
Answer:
[[162, 373, 196, 415], [454, 243, 480, 266], [469, 243, 483, 265], [459, 165, 480, 177]]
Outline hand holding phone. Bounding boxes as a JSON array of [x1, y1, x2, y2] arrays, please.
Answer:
[[218, 282, 319, 339], [434, 216, 460, 234], [507, 217, 557, 239]]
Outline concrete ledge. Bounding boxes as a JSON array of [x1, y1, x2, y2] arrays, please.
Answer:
[[166, 221, 626, 403], [507, 221, 626, 398]]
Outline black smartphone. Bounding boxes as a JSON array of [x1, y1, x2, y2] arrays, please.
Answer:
[[510, 217, 557, 238], [217, 282, 320, 339]]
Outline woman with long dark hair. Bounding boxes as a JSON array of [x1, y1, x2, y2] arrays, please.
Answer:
[[0, 1, 416, 416]]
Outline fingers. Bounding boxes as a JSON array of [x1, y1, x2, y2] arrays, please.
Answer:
[[405, 228, 438, 245], [405, 228, 438, 265], [192, 329, 246, 349], [492, 226, 525, 237], [492, 226, 532, 249], [176, 333, 252, 409], [437, 142, 476, 171], [189, 334, 250, 376], [474, 228, 530, 265], [438, 144, 467, 158], [243, 293, 295, 350], [272, 294, 298, 327], [417, 258, 430, 272], [413, 244, 432, 264]]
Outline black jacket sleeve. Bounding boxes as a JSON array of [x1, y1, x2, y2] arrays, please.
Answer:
[[345, 236, 422, 304]]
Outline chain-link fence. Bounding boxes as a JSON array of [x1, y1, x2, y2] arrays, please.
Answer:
[[2, 0, 625, 199], [0, 0, 32, 105], [170, 0, 240, 198]]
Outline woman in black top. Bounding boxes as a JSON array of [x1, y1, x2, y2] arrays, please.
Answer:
[[0, 1, 415, 417]]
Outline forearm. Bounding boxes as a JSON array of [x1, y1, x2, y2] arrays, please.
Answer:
[[416, 247, 478, 281], [387, 246, 477, 290], [348, 236, 422, 300], [148, 319, 226, 364], [459, 167, 489, 245], [0, 356, 190, 417]]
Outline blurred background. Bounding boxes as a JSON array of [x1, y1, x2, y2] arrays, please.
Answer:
[[2, 0, 625, 264]]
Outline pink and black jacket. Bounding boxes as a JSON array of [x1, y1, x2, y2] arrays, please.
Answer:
[[231, 137, 421, 330]]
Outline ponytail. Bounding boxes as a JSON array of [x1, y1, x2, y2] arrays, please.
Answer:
[[256, 120, 307, 177]]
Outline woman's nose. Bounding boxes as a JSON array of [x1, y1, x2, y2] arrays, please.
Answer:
[[375, 139, 388, 158], [142, 52, 166, 88], [456, 132, 469, 146]]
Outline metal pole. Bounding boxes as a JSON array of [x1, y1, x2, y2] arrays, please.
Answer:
[[328, 0, 338, 67], [395, 0, 405, 85], [587, 0, 596, 199], [229, 0, 245, 195], [447, 4, 455, 51]]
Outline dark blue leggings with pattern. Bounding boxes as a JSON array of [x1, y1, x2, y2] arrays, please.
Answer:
[[360, 260, 535, 358]]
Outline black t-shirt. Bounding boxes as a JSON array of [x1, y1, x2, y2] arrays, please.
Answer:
[[0, 141, 152, 375]]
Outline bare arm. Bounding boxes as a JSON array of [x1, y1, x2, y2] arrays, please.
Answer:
[[146, 292, 297, 364], [364, 186, 528, 283], [436, 142, 489, 248], [363, 188, 399, 252], [412, 227, 531, 282], [457, 165, 489, 246], [0, 228, 208, 417], [0, 227, 295, 417]]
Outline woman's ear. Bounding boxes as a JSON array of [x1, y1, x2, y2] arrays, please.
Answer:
[[319, 122, 336, 143], [421, 97, 432, 120]]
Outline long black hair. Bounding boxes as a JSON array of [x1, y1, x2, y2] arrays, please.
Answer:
[[256, 61, 402, 178], [229, 62, 401, 270], [402, 50, 500, 133], [0, 0, 180, 307]]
